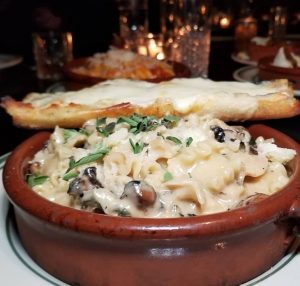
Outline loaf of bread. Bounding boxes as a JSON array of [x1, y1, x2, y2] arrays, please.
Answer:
[[1, 78, 299, 129]]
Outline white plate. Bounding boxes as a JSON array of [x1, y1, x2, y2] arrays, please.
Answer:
[[0, 54, 23, 70], [233, 66, 300, 97], [46, 82, 66, 93], [231, 53, 257, 67], [233, 66, 260, 83], [1, 153, 300, 286]]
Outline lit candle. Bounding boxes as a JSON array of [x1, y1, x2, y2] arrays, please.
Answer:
[[220, 17, 230, 29], [148, 39, 160, 57], [137, 45, 148, 56], [147, 37, 165, 60], [136, 34, 165, 60]]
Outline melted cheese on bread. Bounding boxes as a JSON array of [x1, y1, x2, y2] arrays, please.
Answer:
[[1, 78, 299, 129]]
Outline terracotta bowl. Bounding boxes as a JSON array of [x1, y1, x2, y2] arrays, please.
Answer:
[[64, 58, 191, 84], [3, 125, 300, 286], [258, 56, 300, 90], [248, 41, 300, 62], [248, 42, 280, 62]]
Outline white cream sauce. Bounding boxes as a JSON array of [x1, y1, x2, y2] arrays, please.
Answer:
[[29, 114, 296, 218]]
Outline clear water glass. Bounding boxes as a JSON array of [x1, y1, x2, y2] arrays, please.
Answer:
[[175, 28, 211, 77], [33, 31, 73, 80], [165, 0, 212, 77]]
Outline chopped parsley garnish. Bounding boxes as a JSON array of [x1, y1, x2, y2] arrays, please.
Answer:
[[163, 171, 173, 182], [166, 136, 182, 145], [118, 114, 159, 134], [63, 128, 89, 143], [63, 129, 79, 142], [62, 171, 79, 181], [249, 137, 258, 154], [117, 116, 138, 126], [96, 117, 115, 137], [96, 117, 107, 126], [26, 174, 49, 187], [78, 128, 90, 136], [186, 137, 193, 147], [249, 137, 257, 148], [129, 139, 145, 154], [63, 146, 109, 180], [161, 115, 180, 128], [116, 208, 131, 217], [97, 122, 116, 137]]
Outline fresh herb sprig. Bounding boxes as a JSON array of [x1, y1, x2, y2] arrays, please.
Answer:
[[118, 114, 159, 134], [129, 139, 145, 154], [163, 171, 173, 182], [96, 117, 116, 137], [166, 136, 182, 145], [116, 208, 131, 217], [63, 129, 79, 142], [63, 128, 90, 143], [26, 174, 49, 187], [117, 113, 180, 135], [161, 115, 180, 128], [63, 146, 109, 180], [186, 137, 193, 147], [79, 128, 91, 136]]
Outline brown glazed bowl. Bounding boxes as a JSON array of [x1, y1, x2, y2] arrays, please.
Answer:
[[248, 41, 300, 62], [3, 125, 300, 286], [259, 56, 300, 90], [248, 42, 280, 62], [64, 58, 191, 84]]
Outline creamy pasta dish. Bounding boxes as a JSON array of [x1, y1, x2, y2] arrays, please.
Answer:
[[27, 114, 296, 218]]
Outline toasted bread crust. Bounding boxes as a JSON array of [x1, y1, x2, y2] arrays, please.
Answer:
[[1, 98, 135, 128], [1, 79, 300, 129]]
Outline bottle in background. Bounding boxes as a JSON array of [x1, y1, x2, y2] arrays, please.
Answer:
[[268, 6, 287, 43]]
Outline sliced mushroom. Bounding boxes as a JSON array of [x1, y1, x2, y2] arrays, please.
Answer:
[[68, 167, 103, 199], [83, 167, 103, 188], [235, 193, 269, 208], [68, 177, 85, 199], [210, 126, 225, 143], [121, 180, 157, 208]]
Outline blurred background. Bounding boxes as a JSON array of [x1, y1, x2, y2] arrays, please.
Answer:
[[0, 0, 299, 64]]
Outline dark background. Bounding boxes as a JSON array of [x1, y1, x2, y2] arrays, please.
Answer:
[[0, 0, 299, 64]]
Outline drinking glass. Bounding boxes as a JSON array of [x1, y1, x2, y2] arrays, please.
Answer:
[[169, 0, 212, 77], [33, 31, 73, 80], [117, 0, 148, 52]]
